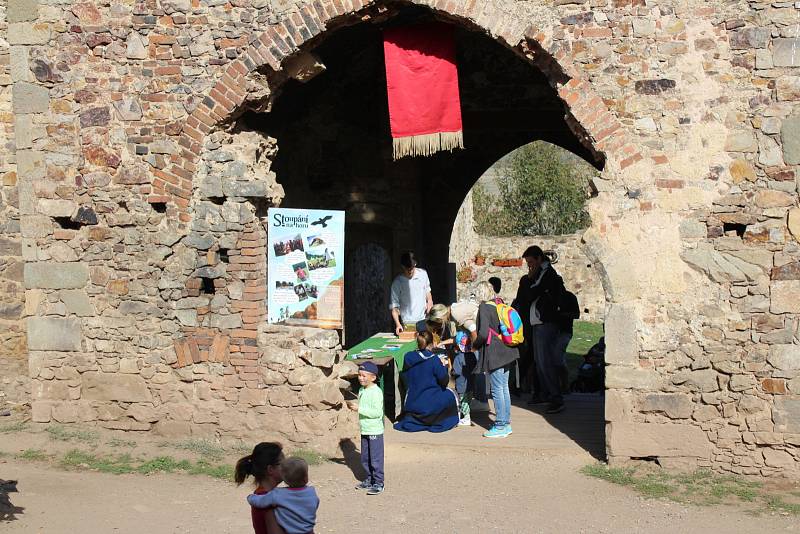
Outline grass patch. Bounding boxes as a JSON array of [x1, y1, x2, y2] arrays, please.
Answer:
[[186, 460, 234, 480], [59, 448, 233, 480], [61, 449, 135, 475], [46, 425, 99, 444], [765, 495, 800, 515], [19, 448, 49, 461], [107, 438, 137, 448], [291, 448, 329, 466], [0, 421, 27, 433], [582, 464, 799, 515], [229, 441, 253, 454], [166, 439, 227, 460]]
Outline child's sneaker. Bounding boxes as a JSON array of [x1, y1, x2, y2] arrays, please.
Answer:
[[458, 415, 472, 426], [355, 479, 371, 490], [366, 483, 384, 495], [483, 425, 511, 438]]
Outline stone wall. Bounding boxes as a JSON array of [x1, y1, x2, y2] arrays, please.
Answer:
[[453, 233, 606, 322], [0, 2, 28, 409], [4, 0, 800, 474]]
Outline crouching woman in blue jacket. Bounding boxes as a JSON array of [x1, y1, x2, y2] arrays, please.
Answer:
[[393, 330, 459, 433]]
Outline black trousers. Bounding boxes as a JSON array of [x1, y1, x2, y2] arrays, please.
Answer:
[[360, 434, 384, 485], [516, 327, 540, 395]]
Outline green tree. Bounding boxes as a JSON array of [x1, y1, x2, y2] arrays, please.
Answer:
[[473, 141, 591, 236]]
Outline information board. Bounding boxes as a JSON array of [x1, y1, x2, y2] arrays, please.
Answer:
[[266, 208, 344, 329]]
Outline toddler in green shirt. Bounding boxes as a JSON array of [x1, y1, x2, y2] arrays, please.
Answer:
[[356, 361, 384, 495]]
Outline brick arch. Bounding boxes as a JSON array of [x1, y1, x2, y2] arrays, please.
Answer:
[[152, 0, 646, 213]]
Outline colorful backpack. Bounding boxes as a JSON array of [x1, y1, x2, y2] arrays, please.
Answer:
[[488, 302, 524, 347]]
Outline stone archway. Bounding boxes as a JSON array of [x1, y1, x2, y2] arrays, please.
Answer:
[[150, 0, 659, 460]]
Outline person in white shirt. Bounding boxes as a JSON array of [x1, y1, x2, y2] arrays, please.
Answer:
[[390, 251, 433, 336]]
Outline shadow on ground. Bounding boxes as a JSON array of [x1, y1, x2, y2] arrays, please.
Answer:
[[517, 393, 606, 461], [469, 392, 606, 461], [0, 479, 23, 522], [334, 439, 367, 482]]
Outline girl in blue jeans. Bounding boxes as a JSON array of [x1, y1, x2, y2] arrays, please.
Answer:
[[472, 281, 519, 438]]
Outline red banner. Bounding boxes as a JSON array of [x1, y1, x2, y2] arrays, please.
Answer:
[[383, 23, 464, 159]]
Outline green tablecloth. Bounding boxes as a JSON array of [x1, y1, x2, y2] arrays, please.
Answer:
[[346, 333, 417, 369], [346, 333, 417, 421]]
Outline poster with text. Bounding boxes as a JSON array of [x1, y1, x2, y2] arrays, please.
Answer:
[[266, 208, 344, 329]]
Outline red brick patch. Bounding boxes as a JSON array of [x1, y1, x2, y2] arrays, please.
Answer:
[[655, 178, 684, 189], [492, 258, 523, 267]]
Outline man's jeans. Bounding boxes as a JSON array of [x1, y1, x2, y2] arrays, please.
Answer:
[[555, 331, 572, 392], [533, 322, 563, 405], [489, 365, 511, 427]]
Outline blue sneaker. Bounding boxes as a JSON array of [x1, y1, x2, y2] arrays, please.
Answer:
[[483, 425, 511, 438], [355, 479, 371, 490]]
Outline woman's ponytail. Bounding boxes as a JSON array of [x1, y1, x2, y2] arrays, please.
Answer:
[[234, 454, 253, 485], [234, 442, 283, 486]]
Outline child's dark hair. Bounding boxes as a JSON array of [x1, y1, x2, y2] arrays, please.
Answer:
[[417, 330, 433, 350], [488, 276, 501, 294], [235, 442, 284, 485]]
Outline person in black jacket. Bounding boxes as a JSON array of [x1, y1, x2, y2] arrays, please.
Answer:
[[555, 290, 580, 393], [512, 265, 539, 399], [473, 281, 519, 438], [512, 246, 566, 414]]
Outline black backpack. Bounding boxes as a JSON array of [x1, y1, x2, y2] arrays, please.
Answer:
[[556, 290, 580, 320]]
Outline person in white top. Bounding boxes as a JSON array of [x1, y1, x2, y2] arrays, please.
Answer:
[[390, 251, 433, 336]]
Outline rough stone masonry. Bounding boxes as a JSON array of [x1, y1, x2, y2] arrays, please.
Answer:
[[1, 0, 800, 475]]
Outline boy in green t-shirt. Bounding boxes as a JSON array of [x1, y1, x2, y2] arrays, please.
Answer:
[[356, 361, 385, 495]]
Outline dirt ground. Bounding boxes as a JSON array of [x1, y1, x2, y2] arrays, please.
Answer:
[[1, 424, 799, 534]]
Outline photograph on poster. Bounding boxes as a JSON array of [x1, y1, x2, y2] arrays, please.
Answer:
[[293, 283, 319, 301], [294, 284, 309, 301], [292, 262, 310, 282], [306, 234, 326, 248], [273, 234, 304, 257], [306, 249, 336, 270]]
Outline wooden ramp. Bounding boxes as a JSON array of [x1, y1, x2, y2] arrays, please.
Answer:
[[386, 393, 606, 460]]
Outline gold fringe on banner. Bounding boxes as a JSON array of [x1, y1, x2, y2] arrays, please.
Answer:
[[392, 130, 464, 160]]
